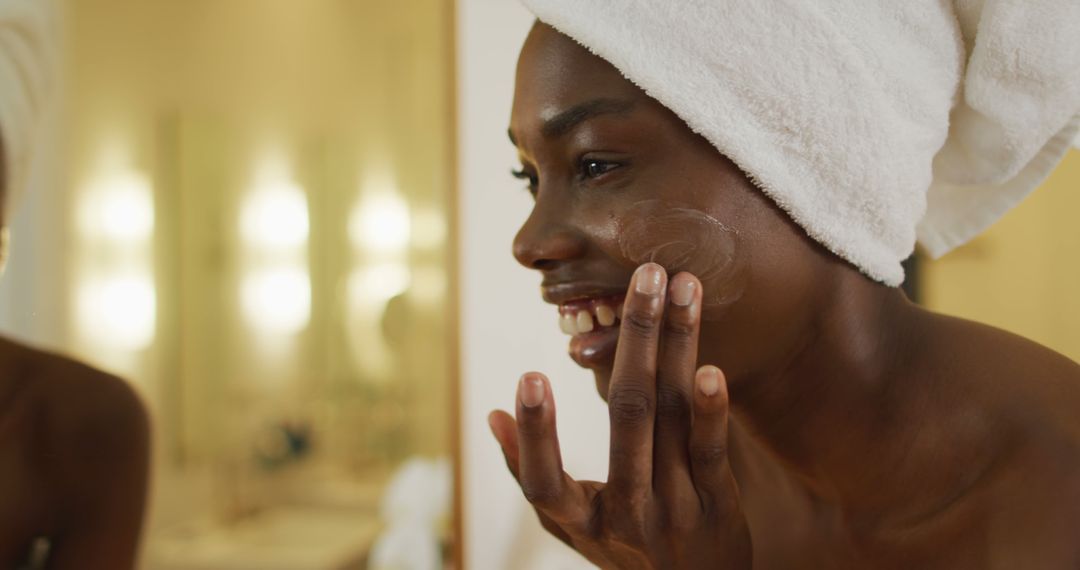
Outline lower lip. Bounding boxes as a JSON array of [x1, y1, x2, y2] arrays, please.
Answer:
[[568, 326, 620, 369]]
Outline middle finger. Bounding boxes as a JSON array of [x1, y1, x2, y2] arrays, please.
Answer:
[[607, 262, 667, 498], [653, 272, 702, 504]]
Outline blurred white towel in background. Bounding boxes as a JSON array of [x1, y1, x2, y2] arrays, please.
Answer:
[[0, 0, 58, 216], [369, 457, 452, 570]]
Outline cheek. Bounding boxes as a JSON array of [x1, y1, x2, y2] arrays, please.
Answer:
[[615, 199, 749, 320]]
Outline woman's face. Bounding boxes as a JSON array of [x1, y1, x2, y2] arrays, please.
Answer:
[[509, 23, 829, 397]]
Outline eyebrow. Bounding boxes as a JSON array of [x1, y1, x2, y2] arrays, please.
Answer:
[[508, 97, 636, 146]]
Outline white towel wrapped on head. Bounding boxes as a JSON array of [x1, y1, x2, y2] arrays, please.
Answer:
[[0, 0, 57, 216], [520, 0, 1080, 285]]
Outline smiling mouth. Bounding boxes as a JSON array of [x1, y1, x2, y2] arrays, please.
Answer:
[[557, 294, 625, 335], [553, 293, 626, 369]]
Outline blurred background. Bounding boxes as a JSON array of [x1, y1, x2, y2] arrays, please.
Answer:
[[0, 1, 1077, 569], [1, 1, 456, 568]]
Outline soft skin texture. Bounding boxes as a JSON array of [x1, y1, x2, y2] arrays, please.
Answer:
[[0, 136, 150, 569], [491, 22, 1080, 569], [616, 199, 748, 316]]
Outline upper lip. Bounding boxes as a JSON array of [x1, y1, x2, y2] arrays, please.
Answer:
[[541, 281, 629, 305]]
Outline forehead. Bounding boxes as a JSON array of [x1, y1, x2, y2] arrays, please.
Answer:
[[511, 23, 644, 129]]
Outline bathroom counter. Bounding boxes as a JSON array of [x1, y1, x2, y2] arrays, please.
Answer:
[[144, 506, 380, 570]]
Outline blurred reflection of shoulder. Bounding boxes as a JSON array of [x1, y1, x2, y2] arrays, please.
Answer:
[[0, 334, 149, 569], [0, 335, 149, 468]]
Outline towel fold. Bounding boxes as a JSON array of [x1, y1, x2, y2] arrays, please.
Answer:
[[520, 0, 1080, 285], [0, 0, 57, 216]]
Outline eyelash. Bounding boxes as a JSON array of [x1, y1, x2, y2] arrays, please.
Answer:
[[510, 159, 623, 195], [579, 159, 620, 180], [511, 168, 538, 195]]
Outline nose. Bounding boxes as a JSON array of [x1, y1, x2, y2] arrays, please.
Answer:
[[512, 203, 588, 271]]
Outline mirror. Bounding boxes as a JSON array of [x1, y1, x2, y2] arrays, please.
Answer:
[[0, 1, 458, 568]]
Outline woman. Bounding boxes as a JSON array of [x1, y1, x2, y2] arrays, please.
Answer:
[[488, 4, 1080, 568], [0, 1, 149, 568]]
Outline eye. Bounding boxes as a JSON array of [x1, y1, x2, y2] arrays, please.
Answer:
[[511, 168, 539, 195], [580, 159, 620, 180]]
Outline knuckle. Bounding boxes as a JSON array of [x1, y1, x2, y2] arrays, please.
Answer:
[[662, 316, 697, 339], [622, 310, 660, 337], [655, 384, 691, 421], [690, 441, 729, 468], [608, 388, 653, 427], [516, 418, 549, 439], [698, 490, 723, 522], [521, 482, 562, 507], [699, 488, 740, 523]]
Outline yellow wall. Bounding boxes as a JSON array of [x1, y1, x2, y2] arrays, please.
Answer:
[[922, 149, 1080, 362]]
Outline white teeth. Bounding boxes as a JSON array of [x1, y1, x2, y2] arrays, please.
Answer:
[[596, 305, 616, 327], [576, 311, 594, 333], [558, 302, 623, 336], [559, 313, 576, 335]]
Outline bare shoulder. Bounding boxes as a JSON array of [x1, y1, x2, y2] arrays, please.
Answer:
[[917, 310, 1080, 451], [913, 312, 1080, 565], [982, 418, 1080, 568], [916, 310, 1080, 420], [0, 336, 150, 471]]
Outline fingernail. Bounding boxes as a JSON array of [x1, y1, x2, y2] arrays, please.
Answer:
[[697, 366, 721, 397], [635, 263, 664, 295], [671, 277, 696, 307], [519, 374, 545, 408]]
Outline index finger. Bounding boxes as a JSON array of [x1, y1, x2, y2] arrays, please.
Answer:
[[514, 373, 590, 528], [607, 262, 667, 497]]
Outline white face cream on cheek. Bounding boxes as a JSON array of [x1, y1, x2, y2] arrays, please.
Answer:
[[616, 199, 748, 319]]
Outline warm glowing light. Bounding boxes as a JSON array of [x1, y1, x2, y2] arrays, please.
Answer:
[[349, 264, 411, 308], [350, 194, 411, 254], [78, 274, 157, 350], [241, 182, 310, 250], [81, 171, 154, 242], [242, 267, 311, 334], [411, 208, 447, 250]]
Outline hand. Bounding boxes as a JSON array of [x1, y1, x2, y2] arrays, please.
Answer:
[[489, 263, 752, 569]]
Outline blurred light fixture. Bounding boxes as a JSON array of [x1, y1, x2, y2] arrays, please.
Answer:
[[349, 263, 411, 309], [241, 181, 310, 250], [78, 273, 157, 350], [349, 194, 411, 255], [241, 266, 311, 334], [240, 160, 311, 337], [79, 171, 154, 242], [74, 163, 157, 354]]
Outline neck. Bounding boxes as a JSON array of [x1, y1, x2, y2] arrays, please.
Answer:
[[711, 270, 990, 526]]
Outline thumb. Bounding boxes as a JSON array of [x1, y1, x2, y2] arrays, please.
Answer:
[[488, 410, 522, 479]]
